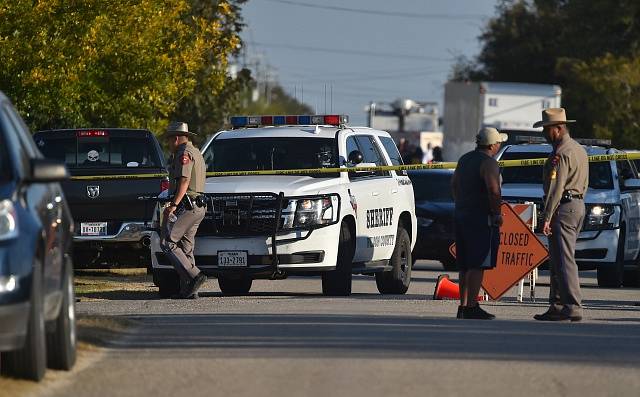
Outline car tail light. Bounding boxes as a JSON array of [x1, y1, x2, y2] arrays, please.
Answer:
[[160, 178, 170, 193]]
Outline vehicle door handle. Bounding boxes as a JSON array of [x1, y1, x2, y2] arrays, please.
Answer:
[[391, 189, 398, 194], [371, 192, 379, 196]]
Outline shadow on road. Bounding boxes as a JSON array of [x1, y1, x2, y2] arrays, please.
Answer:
[[93, 313, 640, 366]]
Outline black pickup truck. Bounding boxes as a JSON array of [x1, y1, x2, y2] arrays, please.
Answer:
[[33, 128, 168, 268]]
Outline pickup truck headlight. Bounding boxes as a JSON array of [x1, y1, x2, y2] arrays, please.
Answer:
[[0, 200, 18, 241], [282, 195, 339, 230], [0, 276, 18, 293], [583, 204, 619, 231]]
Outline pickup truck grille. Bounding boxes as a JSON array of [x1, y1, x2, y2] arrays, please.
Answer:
[[197, 193, 283, 237]]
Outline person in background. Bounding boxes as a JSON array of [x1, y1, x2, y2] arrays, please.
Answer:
[[451, 127, 507, 319]]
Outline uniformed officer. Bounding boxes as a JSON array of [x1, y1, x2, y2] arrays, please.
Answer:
[[534, 108, 588, 321], [161, 122, 207, 299]]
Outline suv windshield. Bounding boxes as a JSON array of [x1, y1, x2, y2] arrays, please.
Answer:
[[204, 137, 339, 177], [409, 172, 453, 202], [37, 134, 162, 169], [501, 151, 613, 189]]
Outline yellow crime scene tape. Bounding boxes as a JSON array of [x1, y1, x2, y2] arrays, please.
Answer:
[[70, 173, 167, 181], [68, 152, 640, 179]]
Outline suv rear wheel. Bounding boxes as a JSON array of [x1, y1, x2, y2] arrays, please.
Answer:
[[322, 221, 354, 296], [376, 226, 412, 294], [218, 275, 252, 296]]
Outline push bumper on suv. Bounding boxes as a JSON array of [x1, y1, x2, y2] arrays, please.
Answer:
[[151, 221, 340, 278]]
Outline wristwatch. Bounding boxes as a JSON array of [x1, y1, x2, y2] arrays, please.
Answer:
[[168, 202, 178, 208]]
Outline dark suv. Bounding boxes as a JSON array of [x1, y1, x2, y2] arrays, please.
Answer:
[[0, 92, 76, 381]]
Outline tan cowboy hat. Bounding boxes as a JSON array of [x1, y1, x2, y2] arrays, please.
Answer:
[[533, 108, 576, 128], [476, 127, 508, 145], [166, 121, 198, 137]]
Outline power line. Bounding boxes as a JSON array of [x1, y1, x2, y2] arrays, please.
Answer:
[[262, 0, 489, 21], [249, 41, 453, 62]]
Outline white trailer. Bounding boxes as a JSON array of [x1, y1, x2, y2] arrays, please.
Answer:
[[442, 81, 562, 161]]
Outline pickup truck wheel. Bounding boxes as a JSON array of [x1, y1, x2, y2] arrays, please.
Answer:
[[597, 227, 624, 288], [46, 258, 77, 370], [218, 275, 252, 296], [1, 259, 47, 381], [322, 221, 354, 296], [623, 269, 639, 287], [153, 270, 180, 298], [376, 227, 412, 294]]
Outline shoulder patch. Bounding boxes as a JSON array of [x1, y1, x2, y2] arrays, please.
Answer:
[[180, 154, 190, 165]]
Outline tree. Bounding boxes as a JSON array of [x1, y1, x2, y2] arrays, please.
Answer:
[[453, 0, 640, 144], [0, 0, 242, 134]]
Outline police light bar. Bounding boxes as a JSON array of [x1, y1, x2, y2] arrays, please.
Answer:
[[575, 138, 612, 147], [229, 114, 349, 128]]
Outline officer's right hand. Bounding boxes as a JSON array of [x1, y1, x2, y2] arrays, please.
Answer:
[[543, 221, 552, 236]]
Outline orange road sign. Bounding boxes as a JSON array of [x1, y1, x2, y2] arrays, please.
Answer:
[[448, 202, 549, 300]]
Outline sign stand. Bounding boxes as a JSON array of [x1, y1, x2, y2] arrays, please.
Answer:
[[516, 202, 538, 303]]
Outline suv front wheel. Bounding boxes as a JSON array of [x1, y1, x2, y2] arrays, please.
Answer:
[[376, 226, 412, 294], [597, 226, 624, 288], [322, 221, 354, 296]]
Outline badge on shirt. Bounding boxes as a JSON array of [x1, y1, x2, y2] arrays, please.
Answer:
[[180, 154, 190, 165], [550, 169, 557, 179]]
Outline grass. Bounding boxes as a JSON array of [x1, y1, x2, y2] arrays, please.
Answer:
[[74, 268, 154, 297]]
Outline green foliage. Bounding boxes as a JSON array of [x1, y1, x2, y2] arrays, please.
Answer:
[[452, 0, 640, 145], [0, 0, 242, 134]]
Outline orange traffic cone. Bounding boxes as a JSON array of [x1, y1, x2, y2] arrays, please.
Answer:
[[433, 274, 485, 301]]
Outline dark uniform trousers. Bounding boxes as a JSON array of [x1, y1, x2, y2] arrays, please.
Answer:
[[161, 205, 206, 282], [548, 199, 585, 317]]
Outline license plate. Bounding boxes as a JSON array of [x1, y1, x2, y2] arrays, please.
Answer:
[[80, 222, 108, 236], [218, 251, 248, 267]]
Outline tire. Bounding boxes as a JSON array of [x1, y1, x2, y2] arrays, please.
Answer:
[[597, 227, 624, 288], [46, 258, 77, 370], [376, 227, 412, 294], [218, 275, 252, 296], [1, 260, 47, 381], [153, 270, 180, 298], [322, 221, 354, 296]]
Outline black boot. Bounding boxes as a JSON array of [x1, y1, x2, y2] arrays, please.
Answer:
[[462, 305, 495, 320]]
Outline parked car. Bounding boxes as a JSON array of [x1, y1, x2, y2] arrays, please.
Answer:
[[0, 92, 76, 381], [498, 140, 640, 287], [408, 169, 456, 270], [33, 128, 168, 268]]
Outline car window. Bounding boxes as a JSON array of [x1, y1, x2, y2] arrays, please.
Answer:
[[3, 105, 39, 158], [0, 128, 12, 181], [37, 134, 162, 168], [500, 150, 613, 189], [616, 160, 636, 182], [410, 172, 453, 202], [379, 136, 407, 176], [0, 105, 29, 173]]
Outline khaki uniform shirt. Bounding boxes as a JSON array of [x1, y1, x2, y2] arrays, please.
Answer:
[[542, 134, 589, 222], [168, 141, 206, 196]]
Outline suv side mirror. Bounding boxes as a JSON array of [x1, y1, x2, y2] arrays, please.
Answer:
[[623, 178, 640, 190], [348, 150, 363, 165], [27, 158, 69, 183]]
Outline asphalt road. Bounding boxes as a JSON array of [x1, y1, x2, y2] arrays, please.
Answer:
[[9, 261, 640, 397]]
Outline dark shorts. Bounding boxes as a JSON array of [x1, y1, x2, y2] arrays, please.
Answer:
[[454, 212, 499, 271]]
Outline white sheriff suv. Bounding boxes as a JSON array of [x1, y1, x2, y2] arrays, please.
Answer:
[[150, 115, 416, 296], [498, 138, 640, 288]]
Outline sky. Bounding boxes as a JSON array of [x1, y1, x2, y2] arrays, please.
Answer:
[[240, 0, 499, 125]]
